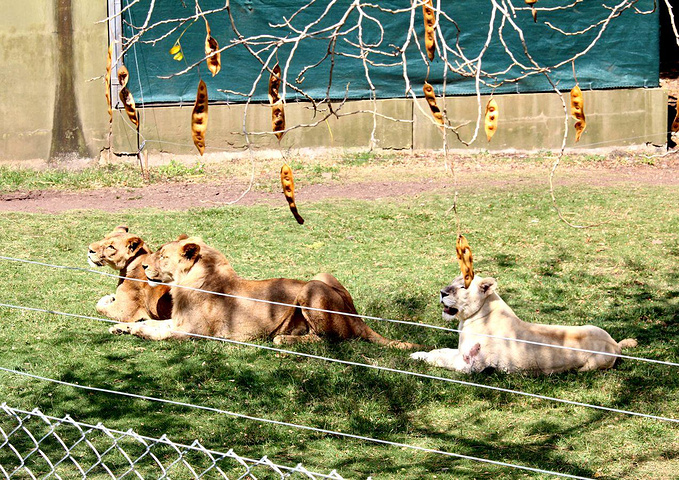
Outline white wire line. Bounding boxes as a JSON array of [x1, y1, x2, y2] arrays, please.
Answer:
[[1, 301, 678, 426], [1, 255, 677, 369], [0, 366, 594, 480], [1, 404, 344, 480]]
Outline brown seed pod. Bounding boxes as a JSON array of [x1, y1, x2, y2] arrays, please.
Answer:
[[271, 104, 286, 140], [191, 79, 208, 155], [570, 85, 586, 143], [525, 0, 538, 22], [422, 82, 444, 125], [105, 43, 112, 122], [118, 87, 139, 128], [204, 21, 221, 77], [484, 98, 499, 142], [117, 65, 129, 88], [268, 64, 281, 104], [280, 163, 304, 225], [456, 235, 474, 289], [422, 0, 436, 61], [672, 110, 679, 133], [269, 64, 286, 139]]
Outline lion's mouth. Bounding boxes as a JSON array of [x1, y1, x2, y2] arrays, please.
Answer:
[[145, 272, 167, 288], [88, 257, 104, 268], [442, 306, 458, 316]]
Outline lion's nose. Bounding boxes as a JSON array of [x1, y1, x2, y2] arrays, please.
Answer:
[[88, 249, 95, 254], [440, 289, 449, 298], [142, 264, 148, 270]]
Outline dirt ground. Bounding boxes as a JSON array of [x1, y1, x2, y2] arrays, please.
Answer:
[[1, 153, 677, 213]]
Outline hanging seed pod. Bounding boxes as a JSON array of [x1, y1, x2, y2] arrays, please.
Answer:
[[105, 45, 112, 113], [422, 82, 444, 125], [117, 65, 129, 88], [204, 21, 221, 77], [422, 0, 436, 61], [484, 98, 499, 142], [268, 64, 281, 104], [271, 104, 286, 140], [570, 85, 586, 143], [191, 79, 208, 155], [456, 235, 474, 289], [280, 163, 304, 225], [119, 87, 139, 128], [525, 0, 538, 22], [105, 43, 112, 123], [269, 64, 286, 139]]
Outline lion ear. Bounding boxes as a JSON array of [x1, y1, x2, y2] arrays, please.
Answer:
[[127, 236, 143, 253], [478, 277, 497, 296], [114, 225, 130, 233], [177, 234, 189, 241], [181, 242, 201, 261]]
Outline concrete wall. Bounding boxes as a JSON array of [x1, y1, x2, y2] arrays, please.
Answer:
[[0, 1, 668, 163], [112, 88, 666, 156], [413, 88, 668, 150], [0, 0, 109, 162]]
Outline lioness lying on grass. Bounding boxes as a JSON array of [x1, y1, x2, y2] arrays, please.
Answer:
[[88, 226, 172, 322], [411, 275, 637, 374], [109, 235, 416, 348]]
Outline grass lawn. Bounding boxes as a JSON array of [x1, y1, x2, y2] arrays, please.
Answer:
[[0, 154, 677, 479]]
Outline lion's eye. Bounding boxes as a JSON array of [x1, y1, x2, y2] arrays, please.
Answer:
[[106, 245, 115, 250]]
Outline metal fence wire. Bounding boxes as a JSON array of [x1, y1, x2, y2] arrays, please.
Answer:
[[0, 404, 344, 480]]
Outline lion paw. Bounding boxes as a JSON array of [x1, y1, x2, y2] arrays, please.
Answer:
[[410, 351, 429, 361], [97, 294, 116, 310], [388, 340, 418, 350], [109, 323, 131, 335]]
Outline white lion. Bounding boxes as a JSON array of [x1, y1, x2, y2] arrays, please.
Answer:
[[411, 276, 637, 374]]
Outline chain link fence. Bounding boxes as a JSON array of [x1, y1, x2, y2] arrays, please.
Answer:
[[0, 404, 344, 479]]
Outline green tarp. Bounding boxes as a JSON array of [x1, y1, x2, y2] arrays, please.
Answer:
[[121, 0, 659, 105]]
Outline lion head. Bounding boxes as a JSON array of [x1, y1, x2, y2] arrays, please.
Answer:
[[440, 275, 497, 322], [88, 226, 147, 271], [143, 234, 209, 286]]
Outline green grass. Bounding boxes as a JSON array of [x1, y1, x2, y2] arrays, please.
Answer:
[[0, 160, 209, 192], [0, 151, 651, 194], [0, 166, 677, 479]]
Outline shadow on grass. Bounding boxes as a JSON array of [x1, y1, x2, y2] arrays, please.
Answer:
[[11, 264, 679, 479]]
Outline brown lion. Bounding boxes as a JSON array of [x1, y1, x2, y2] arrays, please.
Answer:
[[88, 226, 172, 322], [109, 235, 416, 348]]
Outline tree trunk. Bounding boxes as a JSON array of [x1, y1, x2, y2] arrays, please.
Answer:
[[49, 0, 89, 161]]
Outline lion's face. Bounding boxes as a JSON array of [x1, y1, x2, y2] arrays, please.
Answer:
[[143, 235, 200, 286], [88, 226, 145, 271], [440, 275, 497, 322]]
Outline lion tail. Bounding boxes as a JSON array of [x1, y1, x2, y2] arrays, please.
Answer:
[[386, 340, 423, 350], [618, 338, 638, 350], [363, 327, 420, 350]]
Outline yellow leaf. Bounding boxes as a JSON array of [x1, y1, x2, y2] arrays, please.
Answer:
[[169, 43, 181, 55], [173, 51, 184, 61]]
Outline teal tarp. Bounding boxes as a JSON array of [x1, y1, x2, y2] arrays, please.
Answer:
[[121, 0, 659, 105]]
